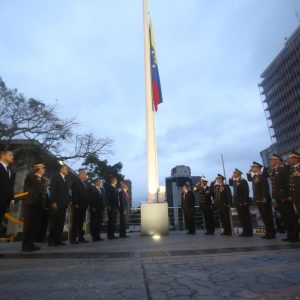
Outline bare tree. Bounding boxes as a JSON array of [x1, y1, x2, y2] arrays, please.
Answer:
[[0, 77, 113, 161]]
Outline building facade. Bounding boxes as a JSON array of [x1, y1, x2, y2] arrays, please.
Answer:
[[259, 25, 300, 163]]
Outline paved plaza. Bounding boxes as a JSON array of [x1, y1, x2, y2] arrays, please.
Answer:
[[0, 231, 300, 300]]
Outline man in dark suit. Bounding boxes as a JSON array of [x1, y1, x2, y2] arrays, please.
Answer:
[[267, 154, 296, 241], [287, 151, 300, 243], [247, 161, 276, 239], [181, 184, 196, 234], [211, 174, 232, 236], [48, 165, 70, 246], [106, 177, 120, 239], [0, 150, 15, 233], [229, 168, 253, 237], [22, 163, 48, 252], [89, 178, 106, 241], [197, 177, 215, 235], [71, 169, 89, 244], [119, 181, 131, 238]]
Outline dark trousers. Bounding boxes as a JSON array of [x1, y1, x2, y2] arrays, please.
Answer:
[[183, 209, 195, 233], [236, 204, 253, 235], [107, 209, 118, 237], [119, 212, 128, 237], [36, 209, 49, 242], [276, 198, 297, 238], [292, 200, 300, 239], [22, 206, 42, 248], [90, 209, 104, 239], [257, 201, 276, 237], [71, 205, 87, 241], [218, 206, 232, 234], [48, 207, 66, 244], [203, 206, 215, 233], [0, 202, 7, 232]]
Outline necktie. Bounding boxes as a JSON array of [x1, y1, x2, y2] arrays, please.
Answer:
[[6, 166, 11, 178]]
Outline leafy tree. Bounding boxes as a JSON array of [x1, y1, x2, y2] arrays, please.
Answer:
[[82, 154, 124, 185]]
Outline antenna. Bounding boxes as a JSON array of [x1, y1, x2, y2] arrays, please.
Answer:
[[295, 12, 300, 24]]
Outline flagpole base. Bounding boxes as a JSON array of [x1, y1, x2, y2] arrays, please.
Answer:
[[141, 202, 169, 236]]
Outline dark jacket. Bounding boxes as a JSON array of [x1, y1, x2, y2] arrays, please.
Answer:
[[71, 179, 89, 207], [229, 178, 250, 205], [89, 185, 106, 211], [0, 163, 15, 206], [211, 183, 232, 209], [247, 171, 271, 203], [289, 163, 300, 201], [119, 189, 131, 214], [267, 164, 290, 200], [106, 184, 119, 210], [50, 173, 70, 209], [181, 190, 195, 212], [23, 173, 47, 208], [199, 186, 213, 209]]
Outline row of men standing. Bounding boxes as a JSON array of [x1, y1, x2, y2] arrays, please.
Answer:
[[0, 150, 131, 252], [181, 150, 300, 243], [23, 165, 131, 251]]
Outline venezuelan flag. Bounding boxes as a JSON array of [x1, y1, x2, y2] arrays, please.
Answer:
[[149, 22, 163, 112]]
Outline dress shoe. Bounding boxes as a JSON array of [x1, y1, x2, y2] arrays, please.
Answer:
[[70, 240, 79, 245], [119, 235, 130, 238], [261, 235, 267, 239], [32, 245, 41, 251], [57, 242, 66, 246], [99, 237, 105, 241], [282, 237, 291, 242], [79, 239, 89, 243], [48, 243, 58, 247], [22, 247, 33, 252], [107, 236, 114, 240]]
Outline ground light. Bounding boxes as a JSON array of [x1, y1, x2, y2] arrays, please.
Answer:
[[152, 234, 161, 241]]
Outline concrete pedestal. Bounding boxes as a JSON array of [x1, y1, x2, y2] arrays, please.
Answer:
[[141, 202, 169, 236]]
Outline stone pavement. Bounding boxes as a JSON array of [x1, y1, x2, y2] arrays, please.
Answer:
[[0, 230, 300, 299]]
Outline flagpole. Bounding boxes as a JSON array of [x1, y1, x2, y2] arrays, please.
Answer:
[[143, 0, 159, 203]]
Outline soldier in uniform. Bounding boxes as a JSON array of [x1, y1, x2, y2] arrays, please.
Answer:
[[267, 154, 296, 241], [247, 162, 276, 239], [22, 163, 48, 252], [211, 174, 232, 236], [229, 169, 253, 237], [287, 150, 300, 243], [197, 176, 215, 235]]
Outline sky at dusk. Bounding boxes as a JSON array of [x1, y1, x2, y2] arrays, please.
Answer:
[[1, 0, 300, 204]]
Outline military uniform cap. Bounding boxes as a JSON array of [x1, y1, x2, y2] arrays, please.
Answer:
[[201, 176, 208, 182], [216, 174, 225, 180], [251, 161, 263, 168], [233, 168, 243, 175], [270, 154, 282, 161], [288, 150, 300, 159]]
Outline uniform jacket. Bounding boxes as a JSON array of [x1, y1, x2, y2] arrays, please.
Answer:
[[23, 173, 47, 208], [247, 171, 271, 203], [267, 164, 290, 200], [289, 163, 300, 201], [229, 178, 250, 205], [211, 183, 232, 209], [199, 186, 213, 209]]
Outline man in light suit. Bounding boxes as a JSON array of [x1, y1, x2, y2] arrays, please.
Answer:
[[0, 150, 15, 233]]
